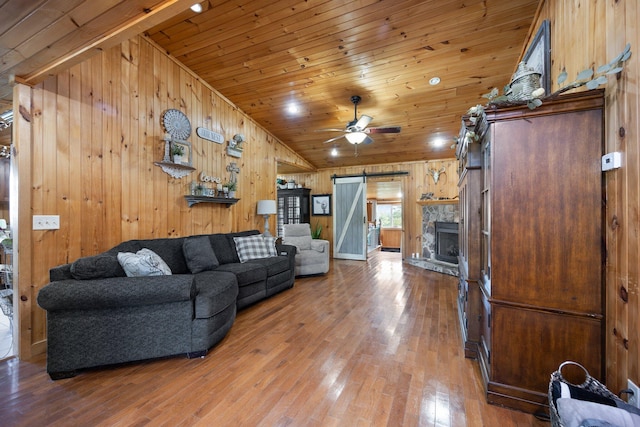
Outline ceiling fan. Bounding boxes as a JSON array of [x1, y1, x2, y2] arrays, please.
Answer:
[[318, 96, 401, 148]]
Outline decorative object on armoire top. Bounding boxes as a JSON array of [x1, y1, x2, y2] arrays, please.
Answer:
[[257, 200, 277, 237], [480, 43, 631, 111]]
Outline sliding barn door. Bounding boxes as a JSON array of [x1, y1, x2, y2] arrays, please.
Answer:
[[333, 176, 367, 260]]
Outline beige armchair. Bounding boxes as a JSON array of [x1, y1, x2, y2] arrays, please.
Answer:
[[282, 223, 329, 276]]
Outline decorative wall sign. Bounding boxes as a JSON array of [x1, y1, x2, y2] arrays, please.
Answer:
[[196, 127, 224, 144], [199, 171, 221, 184]]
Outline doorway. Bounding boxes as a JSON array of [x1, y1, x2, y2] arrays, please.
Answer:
[[366, 177, 404, 255], [0, 133, 14, 360]]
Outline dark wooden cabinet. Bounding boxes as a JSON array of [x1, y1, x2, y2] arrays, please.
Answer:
[[276, 188, 310, 237], [462, 90, 605, 414], [456, 117, 483, 359]]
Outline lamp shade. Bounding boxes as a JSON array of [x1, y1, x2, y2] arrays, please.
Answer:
[[257, 200, 277, 215], [345, 131, 367, 144], [0, 219, 6, 229]]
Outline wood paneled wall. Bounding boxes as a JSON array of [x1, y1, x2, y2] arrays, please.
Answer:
[[13, 35, 313, 358], [532, 0, 639, 394], [279, 158, 458, 258]]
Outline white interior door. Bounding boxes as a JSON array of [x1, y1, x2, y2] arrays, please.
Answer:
[[333, 176, 367, 260]]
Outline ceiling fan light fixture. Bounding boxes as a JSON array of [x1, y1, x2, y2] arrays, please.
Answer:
[[345, 132, 367, 144], [331, 148, 338, 156]]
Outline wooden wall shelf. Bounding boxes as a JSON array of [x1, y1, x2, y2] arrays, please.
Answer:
[[154, 161, 195, 179], [184, 195, 239, 207]]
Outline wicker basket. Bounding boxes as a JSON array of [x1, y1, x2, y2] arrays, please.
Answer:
[[549, 361, 624, 427], [507, 61, 542, 101]]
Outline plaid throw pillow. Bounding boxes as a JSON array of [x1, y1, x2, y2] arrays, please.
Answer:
[[233, 235, 271, 263], [263, 236, 278, 257]]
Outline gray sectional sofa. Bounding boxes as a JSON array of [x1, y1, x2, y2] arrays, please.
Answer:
[[37, 230, 296, 380]]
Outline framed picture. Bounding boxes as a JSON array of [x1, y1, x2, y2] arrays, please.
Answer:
[[523, 19, 551, 95], [312, 194, 331, 216]]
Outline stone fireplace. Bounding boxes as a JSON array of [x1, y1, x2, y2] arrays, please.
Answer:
[[406, 202, 459, 276]]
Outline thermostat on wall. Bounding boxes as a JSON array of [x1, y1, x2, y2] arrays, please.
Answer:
[[602, 152, 622, 171]]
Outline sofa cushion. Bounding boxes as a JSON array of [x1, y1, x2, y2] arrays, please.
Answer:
[[135, 238, 188, 274], [117, 248, 172, 277], [245, 256, 290, 277], [192, 271, 238, 318], [208, 234, 238, 265], [284, 235, 312, 251], [216, 262, 266, 286], [183, 236, 219, 273], [233, 235, 272, 263], [70, 254, 126, 279]]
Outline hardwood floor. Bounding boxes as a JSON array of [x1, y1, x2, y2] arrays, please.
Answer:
[[0, 251, 548, 426]]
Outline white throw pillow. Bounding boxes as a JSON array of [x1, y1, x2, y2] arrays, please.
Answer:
[[117, 248, 172, 277], [233, 235, 271, 263], [556, 398, 640, 427]]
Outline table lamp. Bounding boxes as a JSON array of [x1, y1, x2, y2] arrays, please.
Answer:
[[257, 200, 277, 236]]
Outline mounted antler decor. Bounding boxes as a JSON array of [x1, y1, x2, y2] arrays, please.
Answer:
[[427, 167, 446, 184]]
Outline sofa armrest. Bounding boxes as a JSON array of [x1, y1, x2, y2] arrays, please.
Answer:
[[37, 275, 196, 312], [276, 243, 296, 257], [276, 243, 297, 274], [310, 239, 329, 253]]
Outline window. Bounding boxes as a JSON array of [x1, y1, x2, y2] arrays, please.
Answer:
[[377, 203, 402, 228]]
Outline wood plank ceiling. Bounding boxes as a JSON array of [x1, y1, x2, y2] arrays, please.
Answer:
[[0, 0, 540, 169]]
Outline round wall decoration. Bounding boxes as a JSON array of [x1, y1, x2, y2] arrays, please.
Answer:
[[162, 109, 191, 140]]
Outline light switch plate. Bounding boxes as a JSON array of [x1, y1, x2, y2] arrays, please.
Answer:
[[602, 152, 622, 171], [33, 215, 60, 230]]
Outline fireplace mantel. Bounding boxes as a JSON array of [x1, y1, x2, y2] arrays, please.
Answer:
[[417, 199, 458, 206]]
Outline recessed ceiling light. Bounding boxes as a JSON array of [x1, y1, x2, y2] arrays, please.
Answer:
[[429, 76, 441, 86], [190, 3, 203, 13], [331, 148, 338, 156], [432, 137, 446, 147], [287, 102, 299, 114]]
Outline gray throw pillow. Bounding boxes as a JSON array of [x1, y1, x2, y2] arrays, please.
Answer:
[[70, 255, 126, 280], [183, 236, 219, 273]]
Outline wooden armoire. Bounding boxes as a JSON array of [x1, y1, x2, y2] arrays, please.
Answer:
[[457, 90, 605, 414]]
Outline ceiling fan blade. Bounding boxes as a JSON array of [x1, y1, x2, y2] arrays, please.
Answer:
[[354, 114, 373, 130], [323, 134, 346, 144], [315, 128, 347, 132], [366, 126, 401, 134], [363, 136, 374, 145]]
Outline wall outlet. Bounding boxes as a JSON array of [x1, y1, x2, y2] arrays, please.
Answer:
[[628, 379, 640, 408], [33, 215, 60, 230]]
